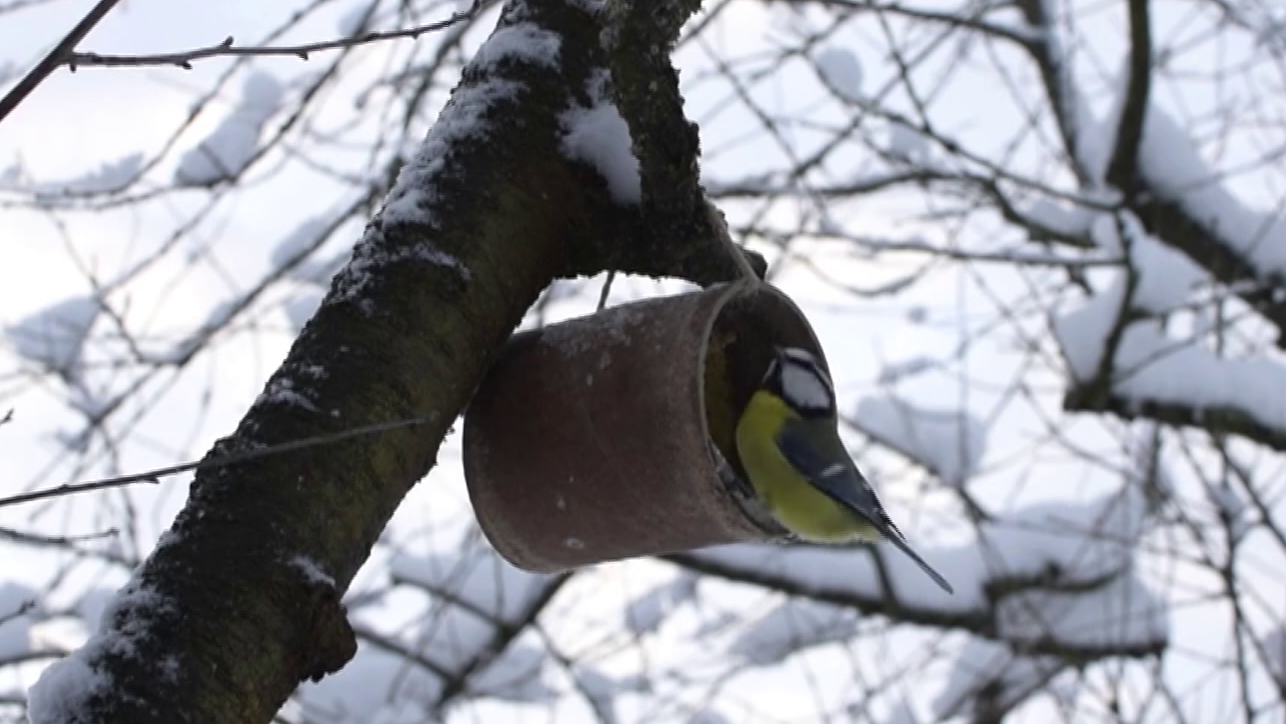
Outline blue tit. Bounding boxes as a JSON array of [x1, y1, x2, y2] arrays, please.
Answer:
[[734, 346, 953, 594]]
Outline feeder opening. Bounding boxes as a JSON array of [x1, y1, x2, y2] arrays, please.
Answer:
[[701, 285, 831, 490]]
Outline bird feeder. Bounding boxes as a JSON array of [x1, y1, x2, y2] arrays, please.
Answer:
[[462, 281, 829, 573]]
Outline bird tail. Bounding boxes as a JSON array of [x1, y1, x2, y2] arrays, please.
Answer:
[[871, 515, 954, 594], [804, 453, 956, 594]]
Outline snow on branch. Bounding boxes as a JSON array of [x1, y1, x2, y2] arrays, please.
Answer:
[[376, 535, 567, 708], [622, 574, 696, 635], [852, 395, 987, 488], [1136, 100, 1286, 281], [726, 598, 858, 666], [1015, 0, 1095, 185], [1058, 310, 1286, 451], [933, 638, 1065, 721], [559, 69, 641, 204], [669, 479, 1166, 656], [1047, 52, 1286, 350], [588, 0, 764, 284], [24, 153, 143, 200], [5, 295, 101, 379], [173, 72, 284, 187], [1134, 101, 1286, 286], [294, 533, 572, 719], [1053, 210, 1286, 450]]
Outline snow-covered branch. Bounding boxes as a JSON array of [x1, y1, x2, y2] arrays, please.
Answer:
[[23, 0, 759, 720]]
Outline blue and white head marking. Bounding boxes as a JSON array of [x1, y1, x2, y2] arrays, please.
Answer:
[[766, 346, 835, 415]]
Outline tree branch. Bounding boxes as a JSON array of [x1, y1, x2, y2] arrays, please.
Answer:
[[65, 3, 483, 70], [422, 573, 571, 711], [0, 0, 121, 125], [1064, 388, 1286, 453], [589, 0, 763, 284], [1132, 193, 1286, 349], [1015, 0, 1091, 185], [1104, 0, 1151, 191], [1017, 0, 1286, 348], [0, 417, 429, 509], [28, 1, 757, 721], [666, 550, 1166, 662]]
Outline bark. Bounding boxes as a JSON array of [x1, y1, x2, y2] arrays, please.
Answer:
[[31, 1, 754, 721]]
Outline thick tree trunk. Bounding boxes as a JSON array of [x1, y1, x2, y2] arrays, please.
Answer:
[[27, 1, 749, 721]]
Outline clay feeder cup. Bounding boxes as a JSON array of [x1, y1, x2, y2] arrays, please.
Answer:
[[462, 281, 829, 573]]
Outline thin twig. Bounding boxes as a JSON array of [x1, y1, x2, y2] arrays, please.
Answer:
[[596, 270, 616, 310], [66, 1, 482, 70], [0, 600, 35, 627], [0, 0, 121, 124], [0, 416, 431, 509], [0, 525, 119, 546], [0, 0, 67, 14]]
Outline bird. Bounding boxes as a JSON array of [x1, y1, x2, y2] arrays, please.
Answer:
[[734, 346, 954, 594]]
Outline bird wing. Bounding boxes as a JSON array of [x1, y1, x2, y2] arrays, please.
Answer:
[[776, 422, 955, 594], [776, 421, 888, 528], [774, 420, 846, 477]]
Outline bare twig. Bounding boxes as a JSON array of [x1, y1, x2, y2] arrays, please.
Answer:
[[0, 600, 35, 628], [0, 0, 121, 125], [0, 0, 67, 13], [349, 623, 453, 679], [1015, 0, 1091, 185], [0, 416, 431, 509], [65, 1, 482, 70], [0, 525, 119, 547], [596, 270, 616, 310]]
